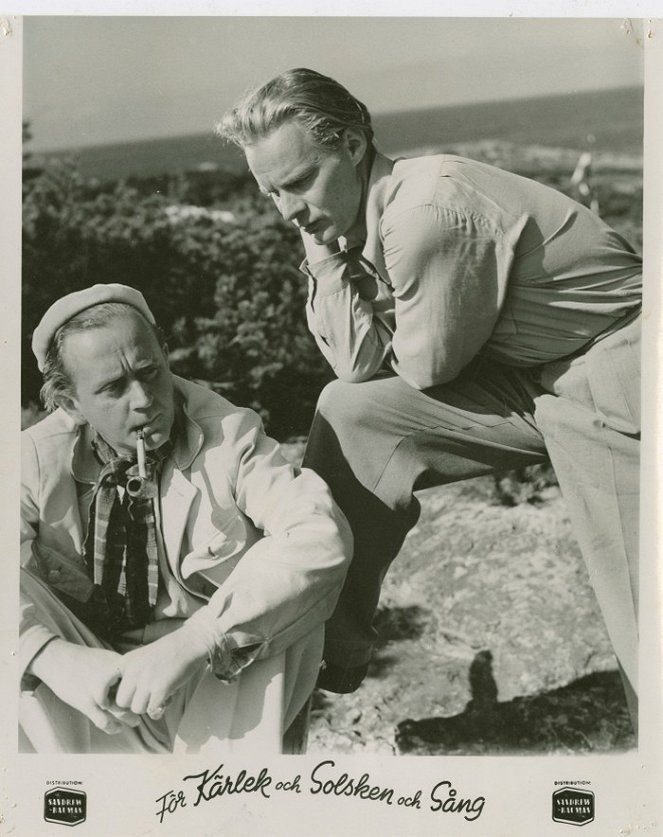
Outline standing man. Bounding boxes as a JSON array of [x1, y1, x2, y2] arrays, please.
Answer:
[[218, 69, 642, 727], [21, 283, 352, 753]]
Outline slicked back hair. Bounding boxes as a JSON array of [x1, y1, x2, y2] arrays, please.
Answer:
[[217, 67, 375, 152]]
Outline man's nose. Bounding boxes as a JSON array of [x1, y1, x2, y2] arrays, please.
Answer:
[[278, 192, 306, 223], [128, 379, 153, 410]]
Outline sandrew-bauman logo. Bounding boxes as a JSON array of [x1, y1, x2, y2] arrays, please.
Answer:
[[44, 787, 87, 827], [552, 785, 595, 826]]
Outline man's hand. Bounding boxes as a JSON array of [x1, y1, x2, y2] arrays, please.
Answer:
[[29, 639, 140, 734], [299, 227, 340, 263], [115, 626, 209, 720]]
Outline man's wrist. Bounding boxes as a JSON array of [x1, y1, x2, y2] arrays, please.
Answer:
[[180, 610, 219, 660], [26, 636, 63, 683]]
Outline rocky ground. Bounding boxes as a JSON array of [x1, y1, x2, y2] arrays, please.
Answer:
[[279, 440, 636, 757]]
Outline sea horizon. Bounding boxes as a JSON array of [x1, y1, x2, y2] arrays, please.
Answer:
[[27, 85, 643, 182]]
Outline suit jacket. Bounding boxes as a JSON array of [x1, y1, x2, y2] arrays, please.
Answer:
[[20, 375, 352, 682]]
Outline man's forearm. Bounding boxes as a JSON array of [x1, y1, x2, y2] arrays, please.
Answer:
[[305, 274, 393, 382]]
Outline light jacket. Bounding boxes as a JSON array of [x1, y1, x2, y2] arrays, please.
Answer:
[[20, 375, 353, 682]]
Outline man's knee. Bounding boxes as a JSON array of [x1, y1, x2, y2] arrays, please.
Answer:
[[315, 378, 375, 431], [306, 379, 381, 480]]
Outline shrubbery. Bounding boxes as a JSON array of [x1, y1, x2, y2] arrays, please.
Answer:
[[22, 144, 642, 446], [22, 159, 332, 437]]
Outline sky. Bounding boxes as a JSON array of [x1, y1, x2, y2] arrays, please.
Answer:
[[23, 16, 645, 152]]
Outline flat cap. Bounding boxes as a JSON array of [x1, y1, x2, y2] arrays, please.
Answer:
[[32, 283, 156, 371]]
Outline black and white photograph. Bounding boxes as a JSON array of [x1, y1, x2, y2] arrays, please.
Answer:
[[1, 6, 662, 836]]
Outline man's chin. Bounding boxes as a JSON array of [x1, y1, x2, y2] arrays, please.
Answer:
[[142, 427, 171, 451], [312, 228, 337, 245]]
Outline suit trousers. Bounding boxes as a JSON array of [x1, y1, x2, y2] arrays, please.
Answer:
[[303, 314, 640, 711], [19, 569, 320, 754]]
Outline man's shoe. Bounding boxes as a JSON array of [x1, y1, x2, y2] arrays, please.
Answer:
[[316, 660, 369, 693]]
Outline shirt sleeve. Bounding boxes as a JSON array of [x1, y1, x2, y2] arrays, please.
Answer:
[[303, 251, 394, 382], [382, 203, 514, 389], [183, 409, 354, 681]]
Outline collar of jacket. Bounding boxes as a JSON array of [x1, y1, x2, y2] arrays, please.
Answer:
[[70, 375, 205, 485]]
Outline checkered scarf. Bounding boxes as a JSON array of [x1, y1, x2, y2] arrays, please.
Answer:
[[83, 434, 171, 636]]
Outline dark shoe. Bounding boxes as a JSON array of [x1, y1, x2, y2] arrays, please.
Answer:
[[316, 660, 369, 693], [282, 695, 312, 754]]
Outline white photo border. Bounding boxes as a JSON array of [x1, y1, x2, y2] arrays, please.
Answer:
[[1, 6, 661, 836]]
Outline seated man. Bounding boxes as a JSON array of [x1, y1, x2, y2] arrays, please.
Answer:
[[20, 283, 352, 754]]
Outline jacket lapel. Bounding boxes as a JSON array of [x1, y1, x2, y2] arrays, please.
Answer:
[[159, 386, 205, 577], [159, 464, 198, 578]]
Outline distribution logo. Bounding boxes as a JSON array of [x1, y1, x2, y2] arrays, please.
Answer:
[[44, 787, 87, 827], [552, 786, 595, 826]]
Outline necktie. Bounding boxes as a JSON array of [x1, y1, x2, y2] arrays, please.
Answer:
[[82, 434, 171, 637]]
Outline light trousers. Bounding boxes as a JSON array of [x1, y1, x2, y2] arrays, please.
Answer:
[[303, 314, 640, 717], [19, 569, 320, 754]]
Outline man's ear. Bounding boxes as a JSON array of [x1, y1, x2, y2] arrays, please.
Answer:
[[342, 128, 368, 166], [56, 392, 86, 425]]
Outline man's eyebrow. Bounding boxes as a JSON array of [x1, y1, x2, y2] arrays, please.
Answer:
[[282, 164, 316, 188], [93, 372, 125, 393], [92, 359, 157, 392], [263, 163, 317, 195]]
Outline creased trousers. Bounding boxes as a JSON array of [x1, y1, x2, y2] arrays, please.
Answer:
[[303, 314, 640, 711], [19, 569, 321, 754]]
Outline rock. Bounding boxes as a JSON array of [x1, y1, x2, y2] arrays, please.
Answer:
[[308, 476, 632, 755]]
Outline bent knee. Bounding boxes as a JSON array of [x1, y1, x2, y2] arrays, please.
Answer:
[[315, 379, 376, 428]]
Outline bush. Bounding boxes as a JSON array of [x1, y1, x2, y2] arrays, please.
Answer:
[[22, 146, 641, 444], [22, 159, 331, 437]]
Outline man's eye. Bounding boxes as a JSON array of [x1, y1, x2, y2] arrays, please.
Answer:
[[269, 173, 314, 199], [102, 382, 123, 396], [290, 172, 313, 190]]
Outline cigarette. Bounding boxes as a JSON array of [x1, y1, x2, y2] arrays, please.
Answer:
[[136, 429, 147, 478]]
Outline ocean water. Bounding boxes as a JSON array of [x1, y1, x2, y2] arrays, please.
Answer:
[[374, 86, 643, 156], [37, 86, 643, 182]]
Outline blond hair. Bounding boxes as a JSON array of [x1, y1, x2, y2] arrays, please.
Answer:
[[217, 68, 374, 151]]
